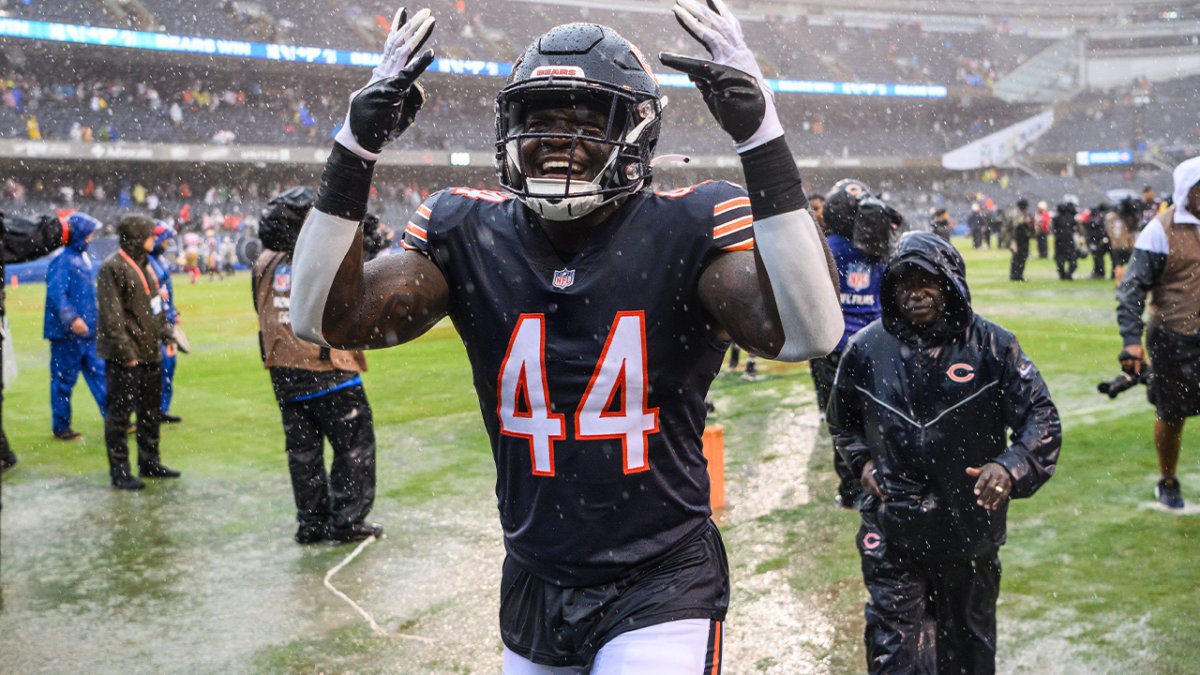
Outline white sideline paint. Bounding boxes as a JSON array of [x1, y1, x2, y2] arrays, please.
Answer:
[[322, 535, 434, 643]]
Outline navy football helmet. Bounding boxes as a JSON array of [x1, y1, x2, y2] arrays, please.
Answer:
[[495, 24, 663, 220]]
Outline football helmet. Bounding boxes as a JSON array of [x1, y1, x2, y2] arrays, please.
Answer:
[[495, 24, 663, 221], [823, 179, 873, 238]]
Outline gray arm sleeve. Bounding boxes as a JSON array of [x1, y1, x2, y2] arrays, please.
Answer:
[[1116, 248, 1165, 345], [289, 208, 360, 347], [753, 209, 844, 361]]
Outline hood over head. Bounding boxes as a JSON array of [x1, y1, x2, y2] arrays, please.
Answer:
[[117, 214, 156, 259], [65, 212, 99, 251], [881, 231, 972, 342], [1172, 155, 1200, 226], [152, 222, 176, 254]]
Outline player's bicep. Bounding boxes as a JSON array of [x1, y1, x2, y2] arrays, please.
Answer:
[[326, 250, 450, 350], [698, 249, 786, 357]]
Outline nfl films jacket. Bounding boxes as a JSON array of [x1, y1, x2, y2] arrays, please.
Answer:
[[96, 216, 174, 364], [828, 233, 1061, 559]]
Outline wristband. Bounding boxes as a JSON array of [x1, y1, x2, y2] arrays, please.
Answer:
[[739, 136, 807, 220], [315, 142, 376, 222]]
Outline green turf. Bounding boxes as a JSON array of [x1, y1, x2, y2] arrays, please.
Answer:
[[1, 243, 1196, 673]]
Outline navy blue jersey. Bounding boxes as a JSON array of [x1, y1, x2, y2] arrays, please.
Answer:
[[403, 182, 754, 586], [827, 233, 885, 352]]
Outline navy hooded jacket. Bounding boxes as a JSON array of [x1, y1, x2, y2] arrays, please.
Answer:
[[828, 232, 1061, 558], [43, 213, 100, 341]]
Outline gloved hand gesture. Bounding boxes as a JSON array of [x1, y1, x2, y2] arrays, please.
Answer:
[[658, 0, 782, 152], [334, 7, 436, 161]]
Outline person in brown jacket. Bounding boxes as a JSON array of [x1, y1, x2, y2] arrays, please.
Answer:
[[1117, 156, 1200, 509], [253, 188, 381, 544], [97, 214, 179, 490]]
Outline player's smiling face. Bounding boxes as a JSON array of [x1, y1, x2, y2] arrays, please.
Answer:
[[520, 103, 611, 183]]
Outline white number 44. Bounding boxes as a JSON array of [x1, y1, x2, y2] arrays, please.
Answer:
[[496, 312, 660, 476]]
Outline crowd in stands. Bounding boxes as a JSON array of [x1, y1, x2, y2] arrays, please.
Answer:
[[0, 64, 1046, 158], [1033, 75, 1200, 155], [5, 54, 1196, 162], [5, 0, 1052, 88]]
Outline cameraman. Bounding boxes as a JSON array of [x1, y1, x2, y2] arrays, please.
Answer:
[[1116, 156, 1200, 509], [810, 179, 901, 507], [3, 212, 68, 471], [253, 187, 382, 544]]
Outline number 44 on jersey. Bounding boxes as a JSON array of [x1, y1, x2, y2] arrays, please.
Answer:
[[496, 311, 661, 477]]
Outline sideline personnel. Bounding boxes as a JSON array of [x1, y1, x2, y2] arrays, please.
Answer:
[[96, 214, 180, 490], [253, 187, 381, 544], [829, 232, 1061, 674], [1117, 156, 1200, 509]]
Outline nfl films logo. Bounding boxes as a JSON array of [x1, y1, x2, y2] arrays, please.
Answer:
[[846, 262, 872, 291], [552, 269, 575, 289]]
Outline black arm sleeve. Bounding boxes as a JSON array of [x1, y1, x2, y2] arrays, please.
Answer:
[[738, 136, 807, 220]]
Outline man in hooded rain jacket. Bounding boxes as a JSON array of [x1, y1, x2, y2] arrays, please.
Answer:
[[43, 212, 107, 440], [828, 232, 1061, 674], [97, 214, 180, 490]]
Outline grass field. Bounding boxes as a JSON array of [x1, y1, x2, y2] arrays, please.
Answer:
[[1, 241, 1197, 674]]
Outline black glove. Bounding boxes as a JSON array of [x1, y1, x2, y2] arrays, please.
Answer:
[[658, 0, 782, 152], [334, 7, 436, 160]]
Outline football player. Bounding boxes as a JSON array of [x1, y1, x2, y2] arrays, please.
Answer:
[[290, 2, 842, 672]]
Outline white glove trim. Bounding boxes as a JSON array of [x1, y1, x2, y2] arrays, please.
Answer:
[[672, 0, 782, 152], [334, 7, 435, 161]]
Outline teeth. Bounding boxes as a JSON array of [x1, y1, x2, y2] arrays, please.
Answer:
[[540, 160, 582, 174]]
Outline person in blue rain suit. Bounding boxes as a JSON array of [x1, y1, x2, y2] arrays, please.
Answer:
[[43, 212, 106, 441], [149, 223, 183, 423]]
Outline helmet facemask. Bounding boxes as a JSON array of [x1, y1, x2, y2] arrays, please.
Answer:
[[496, 82, 661, 221]]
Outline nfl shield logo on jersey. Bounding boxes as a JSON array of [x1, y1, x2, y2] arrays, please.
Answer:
[[273, 263, 292, 293], [552, 268, 575, 289], [846, 262, 872, 291]]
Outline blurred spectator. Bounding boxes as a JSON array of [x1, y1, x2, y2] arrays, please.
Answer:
[[1052, 201, 1080, 280], [43, 213, 107, 441], [3, 211, 68, 472], [96, 214, 181, 490], [149, 223, 183, 424]]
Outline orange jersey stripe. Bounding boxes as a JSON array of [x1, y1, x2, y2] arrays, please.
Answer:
[[713, 215, 753, 238], [416, 205, 432, 218], [710, 621, 722, 675], [713, 196, 751, 216], [721, 239, 756, 252], [405, 222, 428, 241], [400, 241, 420, 251]]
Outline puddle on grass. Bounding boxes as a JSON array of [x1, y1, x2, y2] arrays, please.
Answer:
[[0, 472, 505, 674]]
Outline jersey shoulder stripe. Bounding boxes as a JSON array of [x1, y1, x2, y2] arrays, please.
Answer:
[[703, 181, 755, 252], [401, 188, 510, 255]]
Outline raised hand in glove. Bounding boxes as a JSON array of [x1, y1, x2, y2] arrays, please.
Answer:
[[659, 0, 782, 152], [334, 7, 436, 161]]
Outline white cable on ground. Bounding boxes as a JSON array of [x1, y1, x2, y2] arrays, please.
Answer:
[[322, 535, 433, 643]]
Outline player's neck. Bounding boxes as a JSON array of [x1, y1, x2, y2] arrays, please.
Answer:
[[535, 202, 620, 260]]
